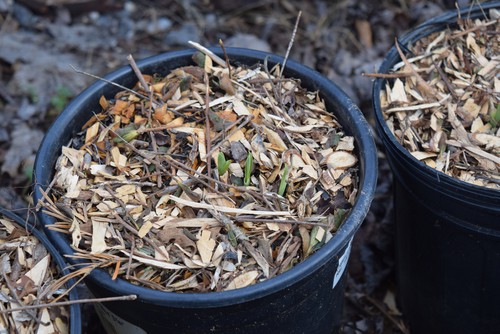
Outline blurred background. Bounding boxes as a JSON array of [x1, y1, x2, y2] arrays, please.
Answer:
[[0, 0, 475, 332]]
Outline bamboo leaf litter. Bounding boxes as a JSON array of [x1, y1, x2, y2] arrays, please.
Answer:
[[41, 48, 360, 293], [379, 10, 500, 188]]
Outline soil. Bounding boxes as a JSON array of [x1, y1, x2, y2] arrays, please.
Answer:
[[0, 0, 475, 332]]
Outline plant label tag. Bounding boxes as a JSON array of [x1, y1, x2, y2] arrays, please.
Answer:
[[332, 238, 352, 289]]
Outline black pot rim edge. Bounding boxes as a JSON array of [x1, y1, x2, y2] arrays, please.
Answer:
[[373, 1, 500, 200], [0, 206, 81, 334], [33, 47, 378, 308]]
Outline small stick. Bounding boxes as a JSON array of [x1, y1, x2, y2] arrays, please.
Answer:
[[161, 155, 268, 203], [204, 72, 213, 183], [280, 11, 302, 78], [232, 216, 330, 227], [219, 39, 232, 77], [2, 272, 42, 325], [111, 260, 121, 280], [208, 209, 248, 241], [450, 19, 498, 38], [70, 65, 151, 103], [431, 58, 458, 99], [362, 72, 414, 78], [0, 295, 138, 315], [127, 54, 151, 94], [188, 41, 227, 68], [205, 116, 253, 158], [394, 38, 437, 98], [126, 237, 135, 280], [364, 295, 410, 334]]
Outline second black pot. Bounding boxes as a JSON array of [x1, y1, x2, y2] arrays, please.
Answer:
[[373, 3, 500, 334]]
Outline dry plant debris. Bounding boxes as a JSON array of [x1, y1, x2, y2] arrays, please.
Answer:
[[380, 9, 500, 189], [41, 48, 359, 293], [0, 216, 70, 334]]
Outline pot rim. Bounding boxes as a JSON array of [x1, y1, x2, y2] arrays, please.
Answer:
[[34, 47, 377, 307]]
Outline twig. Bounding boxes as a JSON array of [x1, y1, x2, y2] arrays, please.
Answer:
[[161, 154, 271, 204], [431, 58, 458, 99], [0, 295, 138, 315], [126, 237, 135, 280], [205, 116, 253, 158], [188, 41, 227, 68], [362, 72, 413, 78], [127, 54, 151, 95], [232, 216, 330, 227], [450, 19, 498, 38], [219, 39, 232, 77], [394, 38, 438, 98], [280, 11, 302, 78], [204, 72, 212, 182], [70, 65, 151, 103], [364, 295, 410, 334], [167, 195, 291, 216], [1, 272, 43, 325]]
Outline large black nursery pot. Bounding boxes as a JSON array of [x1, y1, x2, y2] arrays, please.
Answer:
[[33, 48, 377, 333], [0, 206, 82, 334], [373, 3, 500, 334]]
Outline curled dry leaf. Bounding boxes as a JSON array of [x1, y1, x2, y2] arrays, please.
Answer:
[[381, 12, 500, 189], [41, 47, 360, 293]]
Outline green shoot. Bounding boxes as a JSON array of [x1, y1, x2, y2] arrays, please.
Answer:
[[333, 209, 347, 231], [306, 225, 326, 256], [217, 152, 232, 176], [490, 103, 500, 127], [50, 86, 73, 114], [278, 163, 289, 196], [113, 124, 139, 143], [244, 152, 253, 186]]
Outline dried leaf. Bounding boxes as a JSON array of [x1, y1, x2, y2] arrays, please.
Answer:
[[224, 270, 259, 290], [196, 230, 216, 264]]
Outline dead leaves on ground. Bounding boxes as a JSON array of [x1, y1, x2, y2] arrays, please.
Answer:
[[380, 9, 500, 189], [42, 47, 359, 293]]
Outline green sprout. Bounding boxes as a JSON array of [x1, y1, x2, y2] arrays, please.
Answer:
[[26, 86, 39, 104], [278, 163, 289, 196], [50, 86, 73, 114], [113, 124, 139, 143], [490, 103, 500, 128], [306, 225, 326, 256], [333, 209, 348, 231], [244, 152, 254, 186], [217, 152, 232, 176]]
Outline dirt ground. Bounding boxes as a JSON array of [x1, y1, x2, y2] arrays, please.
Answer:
[[0, 0, 474, 332]]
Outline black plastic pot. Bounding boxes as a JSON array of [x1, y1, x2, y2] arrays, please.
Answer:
[[33, 48, 377, 334], [373, 3, 500, 334], [0, 206, 82, 334]]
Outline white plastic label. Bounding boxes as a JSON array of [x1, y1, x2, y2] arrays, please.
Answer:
[[332, 238, 353, 289], [94, 302, 147, 334]]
